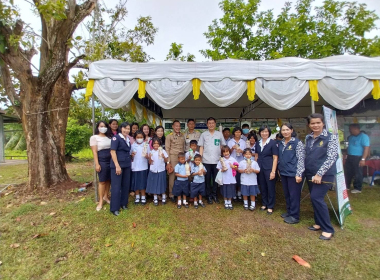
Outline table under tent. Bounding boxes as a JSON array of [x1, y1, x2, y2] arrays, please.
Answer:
[[85, 55, 380, 199]]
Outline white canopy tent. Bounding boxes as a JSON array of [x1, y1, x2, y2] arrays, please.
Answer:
[[86, 55, 380, 122]]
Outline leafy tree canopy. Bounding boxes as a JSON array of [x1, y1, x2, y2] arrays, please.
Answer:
[[201, 0, 380, 60]]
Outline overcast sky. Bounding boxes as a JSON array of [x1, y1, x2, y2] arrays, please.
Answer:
[[19, 0, 380, 64], [119, 0, 380, 61]]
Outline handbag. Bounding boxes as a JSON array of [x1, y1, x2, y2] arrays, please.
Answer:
[[215, 170, 223, 185]]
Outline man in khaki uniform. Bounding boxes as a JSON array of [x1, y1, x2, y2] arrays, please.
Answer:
[[165, 120, 185, 201], [184, 118, 201, 152]]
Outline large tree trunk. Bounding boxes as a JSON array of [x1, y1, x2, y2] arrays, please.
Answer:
[[22, 80, 71, 190]]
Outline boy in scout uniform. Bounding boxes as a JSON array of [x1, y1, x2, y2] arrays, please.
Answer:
[[165, 120, 185, 201]]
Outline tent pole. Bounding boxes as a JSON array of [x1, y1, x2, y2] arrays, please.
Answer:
[[92, 96, 98, 203], [311, 97, 315, 114]]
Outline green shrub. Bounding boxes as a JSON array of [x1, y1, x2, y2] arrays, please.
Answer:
[[65, 118, 92, 157]]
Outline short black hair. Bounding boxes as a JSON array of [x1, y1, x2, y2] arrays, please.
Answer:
[[120, 122, 130, 129], [221, 145, 231, 154], [349, 123, 360, 130], [207, 117, 216, 123], [242, 123, 250, 129], [307, 113, 324, 124], [109, 119, 118, 125], [178, 152, 186, 158], [187, 119, 195, 123], [247, 133, 257, 142], [151, 137, 162, 146], [172, 120, 180, 126], [223, 128, 231, 133], [232, 127, 243, 136], [194, 154, 202, 160], [242, 148, 252, 155], [134, 130, 145, 140], [279, 123, 297, 138], [190, 140, 198, 146], [258, 125, 272, 137]]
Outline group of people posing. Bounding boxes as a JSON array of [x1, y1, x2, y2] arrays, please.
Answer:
[[90, 114, 339, 240]]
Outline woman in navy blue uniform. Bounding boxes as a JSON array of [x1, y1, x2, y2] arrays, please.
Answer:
[[110, 122, 132, 216], [90, 121, 113, 211], [305, 113, 338, 240], [255, 125, 279, 215], [278, 123, 305, 224]]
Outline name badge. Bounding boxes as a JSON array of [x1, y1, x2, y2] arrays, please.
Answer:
[[214, 139, 220, 146]]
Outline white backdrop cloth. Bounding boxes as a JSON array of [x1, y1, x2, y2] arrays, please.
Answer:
[[89, 55, 380, 81], [255, 78, 309, 110], [318, 77, 374, 110]]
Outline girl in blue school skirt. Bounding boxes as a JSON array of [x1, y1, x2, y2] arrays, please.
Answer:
[[146, 137, 169, 206]]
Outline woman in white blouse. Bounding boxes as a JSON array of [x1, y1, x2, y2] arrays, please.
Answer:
[[90, 121, 113, 211]]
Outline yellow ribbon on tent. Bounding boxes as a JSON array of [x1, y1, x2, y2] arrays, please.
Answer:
[[152, 114, 156, 126], [138, 79, 146, 99], [247, 80, 256, 101], [85, 79, 95, 101], [143, 107, 148, 120], [308, 80, 319, 102], [353, 117, 358, 124], [192, 79, 201, 100], [160, 119, 162, 126], [372, 80, 380, 100], [130, 99, 136, 115]]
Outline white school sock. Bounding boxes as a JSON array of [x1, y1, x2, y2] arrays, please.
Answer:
[[178, 200, 182, 205], [199, 200, 203, 204], [244, 200, 248, 206], [162, 194, 167, 200], [136, 194, 140, 199], [183, 199, 187, 204], [141, 196, 146, 200], [224, 200, 228, 205], [194, 201, 198, 205], [251, 201, 256, 207], [237, 191, 241, 196], [154, 195, 158, 200], [228, 200, 232, 205]]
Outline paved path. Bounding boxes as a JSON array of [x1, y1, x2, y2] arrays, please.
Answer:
[[0, 159, 28, 166]]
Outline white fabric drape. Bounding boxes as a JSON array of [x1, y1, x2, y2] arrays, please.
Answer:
[[89, 55, 380, 81], [318, 77, 374, 110], [134, 101, 144, 122], [146, 79, 192, 109], [255, 78, 309, 110], [93, 78, 138, 109], [201, 78, 247, 107]]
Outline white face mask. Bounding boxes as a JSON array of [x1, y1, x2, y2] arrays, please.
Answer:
[[99, 127, 107, 134], [136, 138, 144, 144]]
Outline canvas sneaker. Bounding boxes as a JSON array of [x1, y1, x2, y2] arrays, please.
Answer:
[[351, 189, 361, 194]]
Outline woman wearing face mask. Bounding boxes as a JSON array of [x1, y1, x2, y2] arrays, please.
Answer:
[[110, 122, 132, 216], [90, 121, 113, 211], [254, 125, 279, 215], [278, 123, 305, 224]]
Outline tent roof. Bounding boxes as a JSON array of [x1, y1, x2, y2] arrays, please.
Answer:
[[89, 55, 380, 81]]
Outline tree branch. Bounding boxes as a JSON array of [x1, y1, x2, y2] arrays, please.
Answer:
[[66, 54, 86, 71], [0, 65, 22, 117]]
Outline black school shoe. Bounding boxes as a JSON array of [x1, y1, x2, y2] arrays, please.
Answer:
[[244, 205, 249, 210], [319, 233, 334, 240], [184, 203, 189, 208], [224, 204, 229, 210], [153, 200, 159, 206], [112, 211, 120, 216], [207, 197, 213, 204], [281, 212, 289, 218], [121, 206, 128, 210], [199, 202, 206, 208], [177, 204, 182, 209], [194, 204, 199, 209], [213, 196, 220, 204], [308, 226, 321, 231], [141, 199, 146, 206], [134, 198, 140, 205], [284, 216, 299, 224], [170, 197, 176, 203]]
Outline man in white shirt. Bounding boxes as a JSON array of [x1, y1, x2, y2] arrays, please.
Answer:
[[198, 117, 226, 204]]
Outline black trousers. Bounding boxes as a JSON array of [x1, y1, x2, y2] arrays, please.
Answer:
[[110, 167, 131, 212], [344, 155, 363, 191], [307, 175, 335, 234], [281, 175, 302, 220], [204, 163, 218, 198], [259, 169, 276, 209]]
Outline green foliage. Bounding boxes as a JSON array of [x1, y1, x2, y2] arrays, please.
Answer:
[[36, 0, 67, 21], [201, 0, 380, 60], [166, 42, 196, 61], [65, 118, 92, 156]]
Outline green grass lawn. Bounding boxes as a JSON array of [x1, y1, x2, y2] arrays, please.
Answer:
[[1, 162, 380, 280]]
